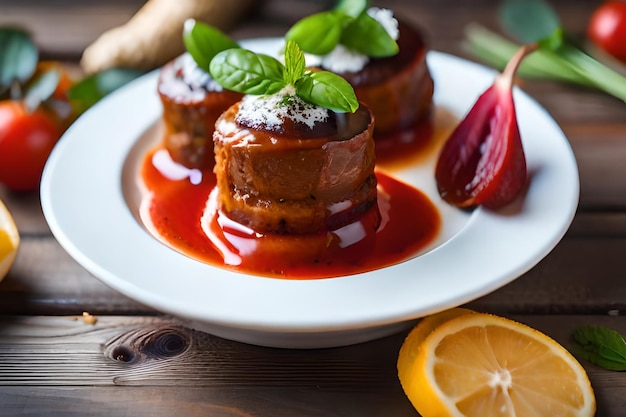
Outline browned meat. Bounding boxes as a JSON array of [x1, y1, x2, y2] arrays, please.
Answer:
[[213, 102, 377, 235], [158, 54, 242, 169]]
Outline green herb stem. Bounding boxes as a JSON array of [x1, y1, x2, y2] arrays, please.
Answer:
[[465, 24, 626, 102]]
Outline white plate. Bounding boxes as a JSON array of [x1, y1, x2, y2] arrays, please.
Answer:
[[41, 39, 579, 348]]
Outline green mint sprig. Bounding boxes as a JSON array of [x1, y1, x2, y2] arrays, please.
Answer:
[[285, 0, 398, 58], [573, 325, 626, 371], [183, 19, 239, 73], [209, 40, 358, 113], [464, 0, 626, 102]]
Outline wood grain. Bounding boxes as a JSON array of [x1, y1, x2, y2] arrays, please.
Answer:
[[0, 315, 624, 416]]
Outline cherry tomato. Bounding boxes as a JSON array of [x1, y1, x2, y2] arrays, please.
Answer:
[[0, 100, 62, 192], [587, 1, 626, 61]]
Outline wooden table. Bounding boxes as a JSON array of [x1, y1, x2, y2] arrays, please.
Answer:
[[1, 0, 625, 415]]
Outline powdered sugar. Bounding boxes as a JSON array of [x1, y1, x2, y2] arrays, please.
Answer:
[[236, 87, 328, 130], [179, 53, 223, 92]]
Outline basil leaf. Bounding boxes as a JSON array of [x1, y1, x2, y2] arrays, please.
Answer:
[[67, 68, 144, 114], [0, 28, 38, 92], [341, 12, 398, 57], [334, 0, 369, 18], [499, 0, 561, 44], [24, 67, 60, 112], [574, 325, 626, 371], [285, 11, 351, 55], [296, 70, 358, 113], [183, 19, 239, 73], [283, 40, 305, 86], [210, 49, 286, 95]]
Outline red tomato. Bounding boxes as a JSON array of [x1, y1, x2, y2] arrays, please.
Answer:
[[0, 100, 62, 191], [587, 1, 626, 61]]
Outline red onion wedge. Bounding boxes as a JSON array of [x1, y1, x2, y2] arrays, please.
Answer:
[[435, 44, 537, 209]]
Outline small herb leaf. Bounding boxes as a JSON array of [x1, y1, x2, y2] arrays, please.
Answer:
[[334, 0, 369, 18], [285, 11, 350, 56], [296, 70, 358, 113], [283, 40, 305, 86], [499, 0, 561, 44], [183, 19, 239, 73], [573, 325, 626, 371], [67, 68, 144, 114], [210, 49, 286, 95], [24, 67, 61, 112], [341, 12, 399, 57], [0, 28, 38, 93]]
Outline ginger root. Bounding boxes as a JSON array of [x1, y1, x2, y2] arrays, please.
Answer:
[[80, 0, 254, 74]]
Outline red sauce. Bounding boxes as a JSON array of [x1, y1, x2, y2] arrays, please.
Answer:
[[374, 118, 434, 168], [139, 148, 441, 279]]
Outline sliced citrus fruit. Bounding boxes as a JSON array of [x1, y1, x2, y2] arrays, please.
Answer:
[[398, 312, 596, 417], [398, 308, 476, 392], [0, 199, 20, 281]]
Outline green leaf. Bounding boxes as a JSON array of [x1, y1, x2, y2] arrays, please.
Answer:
[[283, 40, 305, 86], [210, 49, 286, 95], [67, 68, 144, 114], [499, 0, 561, 44], [0, 28, 38, 93], [464, 24, 626, 102], [210, 42, 358, 112], [538, 26, 564, 50], [341, 12, 399, 57], [23, 67, 61, 112], [295, 70, 358, 113], [183, 19, 239, 73], [285, 11, 350, 55], [573, 325, 626, 371], [334, 0, 369, 18]]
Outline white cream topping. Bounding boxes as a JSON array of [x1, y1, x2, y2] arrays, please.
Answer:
[[235, 86, 328, 130], [320, 45, 370, 73], [317, 7, 399, 73], [367, 7, 399, 40]]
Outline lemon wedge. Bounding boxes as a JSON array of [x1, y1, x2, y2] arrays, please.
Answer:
[[398, 310, 596, 417], [0, 199, 20, 281]]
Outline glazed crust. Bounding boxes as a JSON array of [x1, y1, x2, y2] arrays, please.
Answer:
[[213, 104, 377, 235]]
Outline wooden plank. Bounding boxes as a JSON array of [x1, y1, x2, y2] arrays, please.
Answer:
[[567, 124, 626, 210], [0, 314, 623, 416]]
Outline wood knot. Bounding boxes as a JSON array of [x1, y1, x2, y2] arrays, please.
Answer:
[[104, 324, 191, 364]]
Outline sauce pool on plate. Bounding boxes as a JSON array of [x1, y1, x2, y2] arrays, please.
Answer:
[[138, 146, 441, 279]]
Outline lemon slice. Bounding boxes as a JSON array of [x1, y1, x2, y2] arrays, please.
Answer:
[[398, 311, 596, 417], [0, 199, 20, 281]]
